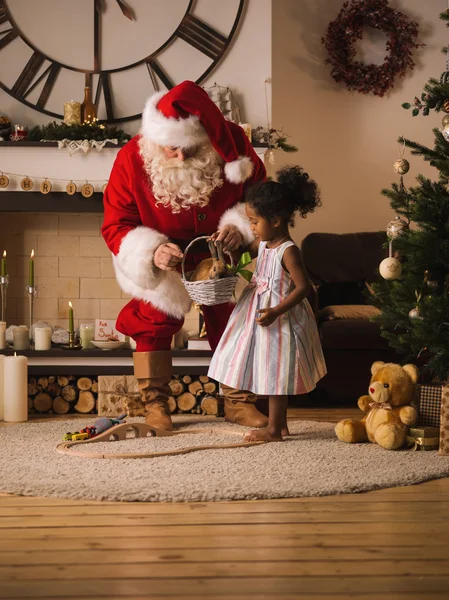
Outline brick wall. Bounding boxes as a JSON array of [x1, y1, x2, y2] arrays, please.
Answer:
[[0, 212, 200, 334]]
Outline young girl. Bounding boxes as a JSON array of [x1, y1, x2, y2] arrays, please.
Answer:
[[208, 166, 327, 442]]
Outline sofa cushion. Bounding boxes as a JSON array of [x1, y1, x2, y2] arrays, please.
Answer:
[[318, 304, 381, 323], [317, 281, 368, 308], [320, 319, 390, 350]]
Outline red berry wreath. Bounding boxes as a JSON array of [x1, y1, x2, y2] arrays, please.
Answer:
[[322, 0, 421, 97]]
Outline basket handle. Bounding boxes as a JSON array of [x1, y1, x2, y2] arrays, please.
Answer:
[[181, 236, 234, 279]]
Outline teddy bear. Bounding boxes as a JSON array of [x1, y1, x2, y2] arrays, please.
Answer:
[[335, 361, 418, 450]]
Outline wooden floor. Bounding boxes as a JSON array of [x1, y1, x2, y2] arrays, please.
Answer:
[[1, 408, 449, 599]]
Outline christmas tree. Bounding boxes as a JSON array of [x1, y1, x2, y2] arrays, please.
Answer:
[[372, 10, 449, 382]]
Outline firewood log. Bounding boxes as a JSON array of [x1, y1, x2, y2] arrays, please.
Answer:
[[203, 381, 217, 394], [74, 390, 96, 413], [167, 396, 177, 414], [91, 381, 98, 394], [52, 396, 70, 415], [61, 385, 78, 403], [34, 392, 52, 413], [188, 380, 203, 395], [47, 383, 62, 398], [57, 376, 69, 387], [37, 377, 49, 390], [200, 394, 218, 416], [181, 375, 192, 385], [169, 378, 185, 396], [176, 392, 196, 412], [28, 378, 39, 396], [77, 377, 93, 391], [199, 375, 210, 384]]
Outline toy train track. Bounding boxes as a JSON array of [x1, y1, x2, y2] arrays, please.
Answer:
[[56, 422, 265, 458]]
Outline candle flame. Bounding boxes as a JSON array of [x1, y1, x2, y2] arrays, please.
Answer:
[[14, 352, 16, 356], [69, 301, 72, 308], [2, 250, 5, 258], [30, 249, 34, 259]]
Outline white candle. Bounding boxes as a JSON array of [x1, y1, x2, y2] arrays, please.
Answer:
[[4, 353, 28, 422], [34, 327, 52, 351], [13, 326, 30, 350], [80, 323, 94, 349], [0, 321, 6, 350], [0, 355, 4, 421]]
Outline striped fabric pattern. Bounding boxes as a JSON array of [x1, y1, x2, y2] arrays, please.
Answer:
[[208, 241, 327, 395]]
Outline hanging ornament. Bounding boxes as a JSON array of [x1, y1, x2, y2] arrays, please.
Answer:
[[40, 178, 52, 194], [379, 257, 402, 280], [408, 307, 422, 320], [81, 182, 94, 198], [423, 270, 438, 291], [266, 148, 275, 165], [443, 99, 449, 113], [442, 114, 449, 128], [0, 173, 9, 188], [387, 215, 408, 239], [66, 181, 77, 195], [102, 181, 108, 193], [20, 176, 33, 191], [393, 158, 410, 175]]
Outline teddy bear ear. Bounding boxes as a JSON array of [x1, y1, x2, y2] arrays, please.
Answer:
[[402, 363, 419, 383], [371, 361, 385, 376]]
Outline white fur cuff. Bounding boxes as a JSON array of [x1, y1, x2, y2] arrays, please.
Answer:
[[114, 226, 168, 290], [219, 203, 254, 247]]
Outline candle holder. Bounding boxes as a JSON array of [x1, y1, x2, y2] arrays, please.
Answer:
[[62, 330, 82, 350], [0, 274, 8, 323], [26, 284, 37, 347]]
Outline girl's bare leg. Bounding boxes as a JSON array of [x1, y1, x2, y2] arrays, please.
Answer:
[[244, 395, 289, 442]]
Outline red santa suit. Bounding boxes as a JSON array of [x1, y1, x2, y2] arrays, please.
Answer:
[[102, 81, 266, 351]]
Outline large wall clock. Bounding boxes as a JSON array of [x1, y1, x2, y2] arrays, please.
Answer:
[[0, 0, 245, 123]]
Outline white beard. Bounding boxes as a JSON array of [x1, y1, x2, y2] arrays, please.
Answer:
[[138, 137, 224, 214]]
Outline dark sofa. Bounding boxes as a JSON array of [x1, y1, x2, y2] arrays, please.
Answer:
[[300, 232, 399, 404]]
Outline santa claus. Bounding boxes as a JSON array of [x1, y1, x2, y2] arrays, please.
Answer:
[[102, 80, 268, 431]]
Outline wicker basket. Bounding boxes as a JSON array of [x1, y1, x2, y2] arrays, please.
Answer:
[[181, 236, 238, 306]]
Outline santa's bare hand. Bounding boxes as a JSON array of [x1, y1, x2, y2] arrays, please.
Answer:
[[209, 225, 243, 252], [256, 308, 278, 327], [154, 243, 184, 271]]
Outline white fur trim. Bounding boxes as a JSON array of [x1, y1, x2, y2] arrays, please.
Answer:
[[224, 156, 254, 184], [140, 91, 209, 148], [219, 203, 255, 246], [113, 227, 192, 319]]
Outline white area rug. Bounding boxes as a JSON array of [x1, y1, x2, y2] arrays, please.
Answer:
[[1, 417, 448, 502]]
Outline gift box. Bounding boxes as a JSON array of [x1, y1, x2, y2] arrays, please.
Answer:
[[439, 385, 449, 456], [415, 383, 442, 428], [97, 375, 145, 417], [406, 426, 440, 451]]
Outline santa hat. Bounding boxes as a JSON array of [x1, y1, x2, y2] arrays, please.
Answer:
[[140, 80, 253, 184]]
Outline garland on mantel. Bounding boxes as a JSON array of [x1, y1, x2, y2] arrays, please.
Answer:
[[28, 121, 131, 144], [322, 0, 422, 97]]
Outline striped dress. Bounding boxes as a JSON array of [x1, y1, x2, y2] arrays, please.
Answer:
[[208, 240, 327, 395]]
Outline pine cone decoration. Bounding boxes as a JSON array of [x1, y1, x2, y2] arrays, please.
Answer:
[[443, 99, 449, 113]]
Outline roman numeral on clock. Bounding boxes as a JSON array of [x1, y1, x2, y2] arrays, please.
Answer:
[[95, 73, 114, 121], [176, 15, 227, 61], [146, 58, 174, 91], [0, 0, 18, 50]]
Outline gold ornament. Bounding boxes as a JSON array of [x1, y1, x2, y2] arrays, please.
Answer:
[[66, 181, 77, 195], [393, 158, 410, 175], [442, 114, 449, 128], [81, 183, 94, 198], [102, 181, 108, 193], [0, 173, 9, 188], [387, 215, 408, 239], [444, 99, 449, 113], [40, 179, 52, 194], [20, 176, 33, 191], [408, 307, 422, 320]]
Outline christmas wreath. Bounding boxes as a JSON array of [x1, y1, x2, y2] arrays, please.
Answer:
[[322, 0, 421, 97]]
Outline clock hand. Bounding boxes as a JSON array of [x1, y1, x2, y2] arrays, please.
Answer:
[[115, 0, 134, 21]]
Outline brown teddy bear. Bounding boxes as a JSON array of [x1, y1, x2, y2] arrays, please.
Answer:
[[335, 361, 418, 450]]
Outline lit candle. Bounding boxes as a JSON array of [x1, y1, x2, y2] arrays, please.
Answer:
[[34, 327, 52, 351], [29, 249, 34, 287], [0, 354, 4, 421], [68, 301, 74, 332], [0, 321, 5, 350], [4, 353, 28, 422], [1, 250, 6, 277]]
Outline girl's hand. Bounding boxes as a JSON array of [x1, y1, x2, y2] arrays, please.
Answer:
[[256, 308, 279, 327], [209, 225, 243, 252]]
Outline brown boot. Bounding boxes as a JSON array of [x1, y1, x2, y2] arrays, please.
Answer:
[[133, 351, 173, 431], [222, 384, 268, 428]]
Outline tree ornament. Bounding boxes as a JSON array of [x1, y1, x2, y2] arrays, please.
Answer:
[[66, 181, 77, 195], [442, 123, 449, 141], [322, 0, 421, 97], [379, 257, 402, 280], [81, 183, 94, 198], [408, 307, 422, 320], [20, 176, 33, 191], [387, 215, 408, 239], [423, 270, 438, 291], [393, 158, 410, 175], [40, 179, 52, 194], [444, 99, 449, 113], [442, 114, 449, 128], [0, 173, 9, 188]]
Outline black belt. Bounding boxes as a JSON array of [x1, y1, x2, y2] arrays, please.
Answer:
[[171, 237, 210, 254]]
